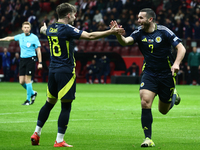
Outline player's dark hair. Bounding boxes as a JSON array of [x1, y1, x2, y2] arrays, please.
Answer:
[[140, 8, 156, 22], [56, 3, 77, 19]]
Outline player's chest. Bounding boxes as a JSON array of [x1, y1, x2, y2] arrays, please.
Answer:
[[138, 34, 165, 53]]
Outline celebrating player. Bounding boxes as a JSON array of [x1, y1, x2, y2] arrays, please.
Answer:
[[110, 8, 186, 147], [31, 2, 124, 147]]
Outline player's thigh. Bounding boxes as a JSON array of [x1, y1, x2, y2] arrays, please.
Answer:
[[140, 89, 156, 108], [158, 76, 175, 103], [140, 73, 157, 108], [47, 72, 76, 100]]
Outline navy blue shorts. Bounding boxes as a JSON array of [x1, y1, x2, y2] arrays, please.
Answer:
[[140, 73, 176, 103], [47, 72, 76, 100]]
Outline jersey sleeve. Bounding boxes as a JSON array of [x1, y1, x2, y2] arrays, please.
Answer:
[[66, 24, 83, 39], [130, 29, 140, 43], [34, 35, 41, 48], [165, 27, 182, 48], [14, 34, 21, 41]]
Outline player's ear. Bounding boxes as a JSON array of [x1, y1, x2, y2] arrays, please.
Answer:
[[149, 17, 153, 22]]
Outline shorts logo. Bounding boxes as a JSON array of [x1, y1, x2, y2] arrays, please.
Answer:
[[29, 71, 31, 74], [140, 82, 145, 87], [27, 43, 31, 47], [155, 36, 162, 43]]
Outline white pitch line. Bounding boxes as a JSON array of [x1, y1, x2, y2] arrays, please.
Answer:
[[0, 116, 199, 124]]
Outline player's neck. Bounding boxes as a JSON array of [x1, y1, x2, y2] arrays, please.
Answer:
[[145, 23, 155, 33], [58, 18, 68, 25]]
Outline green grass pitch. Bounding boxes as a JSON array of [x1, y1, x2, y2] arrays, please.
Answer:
[[0, 82, 199, 150]]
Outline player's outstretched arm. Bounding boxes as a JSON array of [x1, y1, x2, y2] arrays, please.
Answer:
[[110, 20, 134, 46], [0, 36, 14, 41], [40, 23, 47, 35], [171, 43, 186, 76], [79, 24, 124, 40]]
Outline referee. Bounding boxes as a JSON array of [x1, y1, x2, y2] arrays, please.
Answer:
[[0, 21, 43, 105]]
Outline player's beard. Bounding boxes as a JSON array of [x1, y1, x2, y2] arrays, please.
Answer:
[[142, 21, 150, 31]]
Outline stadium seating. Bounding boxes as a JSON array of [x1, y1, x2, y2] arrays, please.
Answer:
[[85, 46, 95, 52], [87, 41, 96, 47], [95, 46, 103, 52], [121, 47, 130, 56], [130, 46, 140, 56], [103, 46, 113, 52], [112, 46, 122, 54]]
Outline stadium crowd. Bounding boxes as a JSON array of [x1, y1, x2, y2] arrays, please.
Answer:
[[0, 0, 200, 84], [1, 0, 200, 40]]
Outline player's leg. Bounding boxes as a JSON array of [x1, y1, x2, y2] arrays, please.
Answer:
[[140, 89, 156, 147], [158, 76, 180, 114], [31, 97, 57, 145], [54, 100, 73, 147], [139, 74, 157, 147], [31, 72, 57, 145], [54, 73, 76, 147]]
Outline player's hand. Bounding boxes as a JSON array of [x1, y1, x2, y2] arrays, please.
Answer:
[[110, 20, 125, 35], [40, 22, 47, 35], [171, 63, 179, 76], [38, 63, 43, 69]]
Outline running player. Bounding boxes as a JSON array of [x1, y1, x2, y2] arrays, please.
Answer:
[[110, 8, 186, 147], [0, 21, 42, 105], [30, 2, 124, 147]]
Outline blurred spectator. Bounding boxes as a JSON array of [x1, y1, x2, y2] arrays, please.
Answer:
[[173, 19, 184, 39], [187, 46, 200, 85], [177, 61, 187, 84], [21, 5, 30, 23], [0, 16, 8, 38], [1, 0, 9, 16], [93, 9, 103, 23], [85, 59, 99, 84], [183, 18, 193, 40], [12, 52, 20, 82], [1, 48, 11, 81], [193, 20, 200, 39], [49, 15, 57, 25], [124, 62, 139, 76], [97, 55, 110, 84], [30, 0, 40, 17]]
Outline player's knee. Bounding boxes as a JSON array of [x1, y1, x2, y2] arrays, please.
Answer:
[[158, 109, 169, 115], [141, 100, 150, 109]]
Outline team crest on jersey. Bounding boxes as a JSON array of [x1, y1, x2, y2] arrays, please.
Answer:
[[140, 82, 145, 87], [27, 43, 31, 47], [74, 28, 80, 33], [155, 36, 162, 43]]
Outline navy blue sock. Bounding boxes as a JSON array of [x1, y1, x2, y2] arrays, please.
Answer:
[[141, 109, 153, 139], [37, 101, 55, 127], [170, 94, 176, 109], [58, 102, 72, 134]]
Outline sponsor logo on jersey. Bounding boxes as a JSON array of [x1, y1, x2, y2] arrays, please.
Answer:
[[155, 36, 162, 43], [148, 39, 154, 43], [49, 27, 58, 33], [142, 38, 147, 42], [74, 28, 80, 33]]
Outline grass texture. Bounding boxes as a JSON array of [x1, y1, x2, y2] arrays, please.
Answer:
[[0, 82, 199, 150]]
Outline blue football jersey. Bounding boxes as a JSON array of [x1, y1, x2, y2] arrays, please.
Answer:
[[14, 33, 41, 58], [46, 22, 83, 73], [130, 24, 181, 77]]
